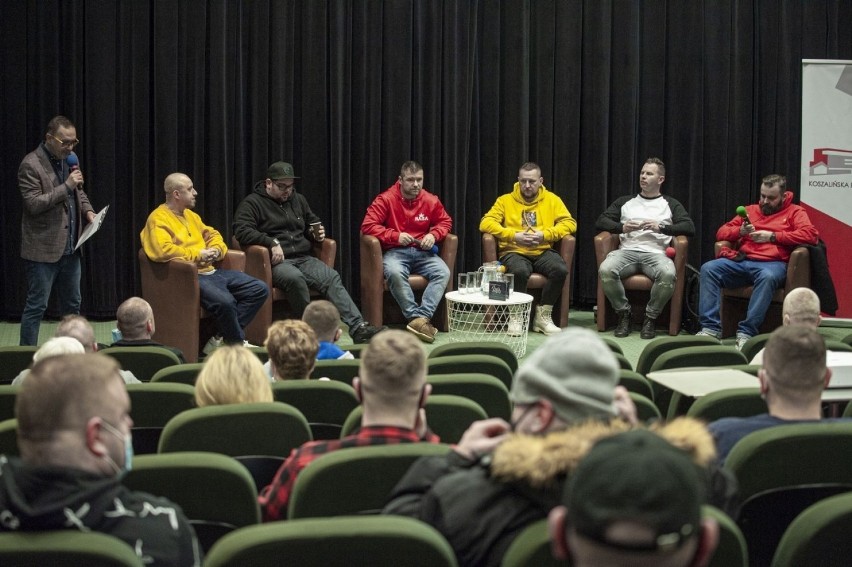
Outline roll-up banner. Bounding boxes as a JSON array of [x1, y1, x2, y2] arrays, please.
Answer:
[[801, 60, 852, 318]]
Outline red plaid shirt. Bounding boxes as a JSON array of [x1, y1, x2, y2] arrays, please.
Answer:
[[258, 425, 441, 521]]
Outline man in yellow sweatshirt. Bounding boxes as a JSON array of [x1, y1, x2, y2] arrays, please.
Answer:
[[480, 162, 577, 335], [141, 173, 268, 350]]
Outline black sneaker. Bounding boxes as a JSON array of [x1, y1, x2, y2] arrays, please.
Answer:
[[351, 322, 386, 344]]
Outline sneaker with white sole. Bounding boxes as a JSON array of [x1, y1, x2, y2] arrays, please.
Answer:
[[203, 335, 223, 355], [507, 316, 524, 337], [243, 340, 260, 348], [735, 334, 751, 351], [696, 329, 721, 339]]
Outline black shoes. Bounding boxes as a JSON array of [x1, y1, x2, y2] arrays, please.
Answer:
[[640, 316, 657, 340], [614, 309, 631, 338], [351, 322, 386, 344]]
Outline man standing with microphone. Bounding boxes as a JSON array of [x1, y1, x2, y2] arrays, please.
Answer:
[[697, 174, 819, 349], [18, 115, 96, 346]]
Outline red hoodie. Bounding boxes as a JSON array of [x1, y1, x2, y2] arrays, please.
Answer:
[[361, 181, 453, 251], [716, 191, 819, 262]]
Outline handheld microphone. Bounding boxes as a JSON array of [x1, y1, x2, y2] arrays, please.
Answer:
[[736, 205, 751, 225], [66, 152, 83, 189]]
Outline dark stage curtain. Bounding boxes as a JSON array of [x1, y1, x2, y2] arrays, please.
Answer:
[[2, 0, 851, 320]]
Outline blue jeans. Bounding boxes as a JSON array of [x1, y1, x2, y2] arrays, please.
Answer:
[[20, 255, 82, 346], [699, 258, 787, 338], [383, 247, 450, 321], [500, 249, 568, 306], [271, 255, 364, 330], [599, 249, 676, 319], [198, 269, 269, 343]]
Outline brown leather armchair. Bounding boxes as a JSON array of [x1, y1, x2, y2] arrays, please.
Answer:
[[481, 233, 576, 327], [594, 233, 688, 336], [138, 248, 246, 363], [360, 233, 458, 331], [715, 241, 810, 337], [231, 237, 337, 345]]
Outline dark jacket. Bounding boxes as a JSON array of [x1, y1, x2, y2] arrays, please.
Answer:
[[0, 456, 200, 566], [18, 144, 94, 262], [233, 182, 321, 258], [383, 418, 728, 567]]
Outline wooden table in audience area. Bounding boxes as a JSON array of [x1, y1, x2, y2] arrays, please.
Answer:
[[647, 367, 852, 413], [445, 291, 533, 359]]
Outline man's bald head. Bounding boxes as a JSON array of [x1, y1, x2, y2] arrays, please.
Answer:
[[116, 297, 155, 340], [782, 288, 821, 328], [55, 315, 97, 352]]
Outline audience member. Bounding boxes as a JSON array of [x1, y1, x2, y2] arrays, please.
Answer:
[[361, 161, 453, 343], [111, 296, 186, 362], [11, 337, 85, 385], [596, 158, 695, 339], [302, 299, 355, 360], [549, 429, 719, 567], [18, 115, 96, 346], [140, 172, 268, 351], [12, 315, 139, 384], [259, 330, 439, 521], [709, 326, 848, 464], [697, 174, 819, 349], [750, 287, 821, 365], [479, 162, 577, 335], [0, 354, 200, 566], [194, 345, 273, 407], [233, 161, 382, 344], [383, 328, 642, 566], [264, 320, 320, 381]]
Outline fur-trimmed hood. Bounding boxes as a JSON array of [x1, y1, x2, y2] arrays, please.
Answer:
[[490, 417, 717, 489]]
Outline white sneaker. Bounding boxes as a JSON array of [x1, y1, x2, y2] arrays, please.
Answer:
[[243, 340, 260, 348], [507, 317, 524, 337], [735, 335, 750, 351], [532, 305, 561, 335], [203, 335, 223, 355]]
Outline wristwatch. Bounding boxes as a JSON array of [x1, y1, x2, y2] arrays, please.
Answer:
[[271, 238, 280, 248], [769, 233, 776, 243]]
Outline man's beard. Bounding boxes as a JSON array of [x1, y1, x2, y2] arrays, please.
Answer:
[[761, 203, 781, 215]]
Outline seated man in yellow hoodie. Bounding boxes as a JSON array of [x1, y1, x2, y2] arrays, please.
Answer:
[[141, 172, 268, 350], [479, 162, 576, 335]]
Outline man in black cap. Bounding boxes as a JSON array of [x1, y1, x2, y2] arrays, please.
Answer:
[[234, 162, 383, 343], [549, 429, 719, 567]]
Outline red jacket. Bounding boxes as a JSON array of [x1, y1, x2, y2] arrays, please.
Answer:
[[716, 191, 819, 262], [361, 181, 453, 251]]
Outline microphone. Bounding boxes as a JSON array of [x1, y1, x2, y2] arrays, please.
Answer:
[[736, 205, 751, 225], [411, 238, 439, 254], [66, 152, 83, 189]]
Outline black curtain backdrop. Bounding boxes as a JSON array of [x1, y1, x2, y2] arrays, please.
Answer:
[[2, 0, 851, 320]]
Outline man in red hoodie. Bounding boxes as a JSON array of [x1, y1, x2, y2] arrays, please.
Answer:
[[361, 161, 453, 343], [697, 174, 819, 349]]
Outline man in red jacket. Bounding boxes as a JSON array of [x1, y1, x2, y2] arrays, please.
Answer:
[[361, 161, 453, 343], [697, 174, 819, 349]]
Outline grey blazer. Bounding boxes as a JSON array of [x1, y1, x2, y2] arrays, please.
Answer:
[[18, 145, 94, 263]]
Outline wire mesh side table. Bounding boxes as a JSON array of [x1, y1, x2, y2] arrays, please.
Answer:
[[444, 291, 533, 359]]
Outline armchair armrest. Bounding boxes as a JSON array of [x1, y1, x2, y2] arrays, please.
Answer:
[[312, 239, 337, 268], [482, 233, 498, 263], [360, 234, 386, 326], [439, 234, 459, 292], [594, 232, 620, 265], [786, 246, 811, 290]]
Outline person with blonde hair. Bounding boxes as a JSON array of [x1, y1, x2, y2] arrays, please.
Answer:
[[194, 345, 273, 407], [264, 319, 319, 380]]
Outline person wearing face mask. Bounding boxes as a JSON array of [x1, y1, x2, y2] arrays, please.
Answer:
[[0, 353, 201, 566], [696, 174, 819, 349], [382, 328, 642, 567], [258, 330, 440, 522]]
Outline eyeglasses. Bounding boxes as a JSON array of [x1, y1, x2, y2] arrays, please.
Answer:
[[274, 181, 295, 191], [49, 134, 80, 148]]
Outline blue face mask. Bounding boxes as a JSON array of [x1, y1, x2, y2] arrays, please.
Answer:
[[101, 419, 133, 474]]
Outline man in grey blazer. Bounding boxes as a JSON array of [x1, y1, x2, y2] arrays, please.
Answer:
[[18, 115, 96, 346]]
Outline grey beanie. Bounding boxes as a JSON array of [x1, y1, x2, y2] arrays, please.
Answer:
[[510, 327, 619, 423]]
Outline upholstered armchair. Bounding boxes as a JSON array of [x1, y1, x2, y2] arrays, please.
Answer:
[[481, 233, 575, 328], [359, 233, 458, 331], [138, 248, 246, 362], [594, 233, 688, 336]]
